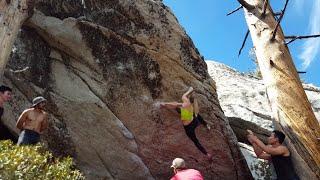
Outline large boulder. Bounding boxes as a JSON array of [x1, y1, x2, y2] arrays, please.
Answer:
[[207, 61, 320, 129], [1, 1, 252, 179]]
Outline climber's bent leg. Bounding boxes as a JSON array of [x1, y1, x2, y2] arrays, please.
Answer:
[[195, 114, 207, 126], [184, 119, 208, 155]]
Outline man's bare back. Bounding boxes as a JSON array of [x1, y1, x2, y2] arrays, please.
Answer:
[[16, 108, 48, 134]]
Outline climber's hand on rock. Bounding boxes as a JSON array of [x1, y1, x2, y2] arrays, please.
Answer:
[[247, 135, 254, 144], [247, 131, 257, 144]]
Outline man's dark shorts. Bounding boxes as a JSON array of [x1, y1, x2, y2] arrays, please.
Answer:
[[17, 129, 40, 145]]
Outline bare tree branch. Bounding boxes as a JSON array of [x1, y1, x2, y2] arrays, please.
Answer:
[[297, 71, 306, 74], [273, 12, 281, 21], [237, 0, 255, 10], [262, 0, 269, 16], [271, 0, 289, 41], [285, 35, 320, 39], [227, 6, 243, 16], [273, 12, 281, 16], [238, 30, 250, 57], [285, 34, 320, 45]]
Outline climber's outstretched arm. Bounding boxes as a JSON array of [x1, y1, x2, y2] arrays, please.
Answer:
[[160, 102, 183, 109]]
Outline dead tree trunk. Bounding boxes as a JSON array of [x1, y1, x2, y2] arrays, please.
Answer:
[[0, 0, 34, 80], [237, 0, 320, 179]]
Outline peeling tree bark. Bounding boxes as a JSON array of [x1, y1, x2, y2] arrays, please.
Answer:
[[239, 0, 320, 179], [0, 0, 34, 80]]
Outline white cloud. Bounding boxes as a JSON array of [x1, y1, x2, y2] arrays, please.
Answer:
[[299, 0, 320, 70]]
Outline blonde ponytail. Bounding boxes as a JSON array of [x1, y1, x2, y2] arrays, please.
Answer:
[[193, 98, 199, 116]]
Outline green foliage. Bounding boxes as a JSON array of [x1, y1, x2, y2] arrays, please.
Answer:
[[0, 140, 84, 180]]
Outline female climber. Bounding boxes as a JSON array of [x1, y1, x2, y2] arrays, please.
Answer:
[[160, 87, 212, 160]]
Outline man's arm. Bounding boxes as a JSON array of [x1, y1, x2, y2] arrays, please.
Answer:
[[252, 143, 271, 160], [251, 141, 263, 156], [40, 113, 48, 133], [248, 133, 268, 158], [160, 102, 183, 109], [250, 135, 286, 156], [247, 130, 272, 160], [16, 110, 28, 130]]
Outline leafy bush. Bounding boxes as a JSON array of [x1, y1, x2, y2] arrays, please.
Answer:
[[0, 140, 84, 180]]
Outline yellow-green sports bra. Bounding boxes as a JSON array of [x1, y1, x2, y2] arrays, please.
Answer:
[[180, 108, 194, 122]]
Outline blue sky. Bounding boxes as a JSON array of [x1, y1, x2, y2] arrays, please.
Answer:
[[163, 0, 320, 86]]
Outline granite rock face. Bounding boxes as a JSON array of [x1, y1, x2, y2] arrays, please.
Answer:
[[1, 1, 252, 179], [207, 61, 319, 129]]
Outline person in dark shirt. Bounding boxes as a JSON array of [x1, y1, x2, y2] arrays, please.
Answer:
[[0, 85, 13, 140], [247, 130, 299, 180], [0, 85, 12, 116]]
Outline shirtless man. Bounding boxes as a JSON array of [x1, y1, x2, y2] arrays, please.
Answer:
[[16, 96, 48, 145]]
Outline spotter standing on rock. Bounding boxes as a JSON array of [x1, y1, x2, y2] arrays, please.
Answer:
[[16, 96, 48, 145], [247, 130, 299, 180]]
